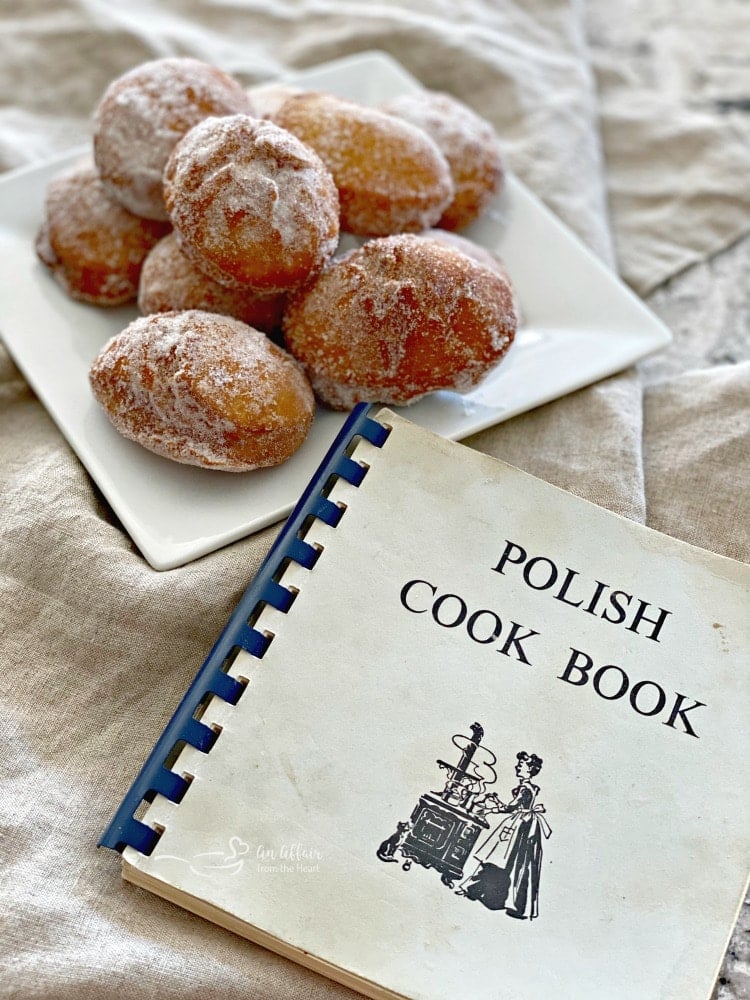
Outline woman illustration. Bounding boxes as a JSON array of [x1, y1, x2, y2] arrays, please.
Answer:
[[458, 751, 551, 919]]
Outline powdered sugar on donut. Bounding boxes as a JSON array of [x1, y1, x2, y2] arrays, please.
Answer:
[[138, 233, 285, 332], [274, 92, 454, 236], [93, 57, 253, 220], [382, 91, 504, 231], [38, 163, 170, 305], [163, 115, 340, 293], [282, 233, 517, 409], [89, 310, 314, 470], [417, 228, 522, 322]]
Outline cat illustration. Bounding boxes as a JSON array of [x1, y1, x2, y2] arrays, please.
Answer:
[[376, 821, 409, 862]]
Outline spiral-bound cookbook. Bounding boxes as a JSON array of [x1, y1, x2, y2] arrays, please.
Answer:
[[101, 405, 749, 1000]]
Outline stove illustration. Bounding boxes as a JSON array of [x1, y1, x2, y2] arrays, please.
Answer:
[[376, 722, 498, 888]]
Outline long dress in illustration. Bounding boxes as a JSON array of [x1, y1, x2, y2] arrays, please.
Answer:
[[469, 779, 551, 919]]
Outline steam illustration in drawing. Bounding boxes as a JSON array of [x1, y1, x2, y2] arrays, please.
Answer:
[[376, 723, 552, 920]]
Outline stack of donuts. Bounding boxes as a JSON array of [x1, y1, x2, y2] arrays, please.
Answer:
[[36, 57, 518, 472]]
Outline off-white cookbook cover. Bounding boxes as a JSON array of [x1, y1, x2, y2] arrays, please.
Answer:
[[121, 410, 749, 1000]]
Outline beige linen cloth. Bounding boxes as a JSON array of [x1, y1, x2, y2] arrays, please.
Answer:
[[1, 1, 748, 998]]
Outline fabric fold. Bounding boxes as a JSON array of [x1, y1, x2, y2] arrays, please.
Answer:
[[586, 0, 750, 295], [643, 362, 750, 562]]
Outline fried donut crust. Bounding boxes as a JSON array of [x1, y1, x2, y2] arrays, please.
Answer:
[[138, 233, 286, 335], [93, 57, 253, 220], [89, 310, 315, 471], [274, 91, 454, 237], [37, 163, 170, 305], [382, 90, 504, 231], [163, 115, 340, 294], [282, 233, 517, 409]]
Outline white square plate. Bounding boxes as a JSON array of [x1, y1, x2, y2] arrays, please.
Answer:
[[0, 50, 671, 570]]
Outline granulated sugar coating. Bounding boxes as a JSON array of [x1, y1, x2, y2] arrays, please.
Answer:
[[36, 163, 170, 305], [89, 310, 315, 471], [163, 115, 340, 293], [35, 60, 522, 476], [381, 91, 504, 232], [418, 229, 511, 283], [274, 91, 454, 236], [138, 233, 286, 334], [93, 57, 253, 220], [282, 233, 517, 409], [418, 228, 521, 322]]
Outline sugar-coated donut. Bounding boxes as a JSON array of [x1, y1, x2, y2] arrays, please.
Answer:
[[282, 233, 517, 409], [36, 163, 170, 306], [93, 57, 253, 220], [89, 310, 315, 471], [273, 91, 454, 236], [382, 91, 504, 231], [138, 233, 286, 335], [163, 115, 340, 293]]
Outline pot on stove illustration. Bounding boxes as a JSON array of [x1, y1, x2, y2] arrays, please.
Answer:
[[376, 723, 497, 888], [376, 723, 552, 920]]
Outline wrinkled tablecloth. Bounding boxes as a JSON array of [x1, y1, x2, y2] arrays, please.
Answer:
[[1, 1, 748, 998]]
